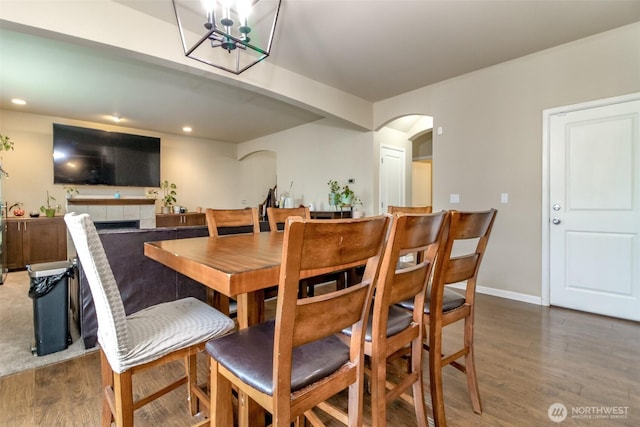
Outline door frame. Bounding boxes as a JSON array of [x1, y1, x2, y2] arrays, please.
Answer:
[[541, 92, 640, 306]]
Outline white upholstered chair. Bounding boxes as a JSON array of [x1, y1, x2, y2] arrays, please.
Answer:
[[64, 213, 235, 427]]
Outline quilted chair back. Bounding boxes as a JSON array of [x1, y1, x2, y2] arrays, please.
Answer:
[[65, 213, 130, 366]]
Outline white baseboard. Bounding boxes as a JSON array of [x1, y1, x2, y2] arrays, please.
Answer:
[[448, 283, 543, 306]]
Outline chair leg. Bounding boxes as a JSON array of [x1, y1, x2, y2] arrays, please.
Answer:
[[410, 338, 429, 426], [100, 350, 115, 427], [113, 370, 134, 427], [429, 330, 447, 427], [347, 369, 364, 427], [370, 354, 387, 427], [464, 317, 482, 414], [210, 359, 234, 427], [187, 353, 199, 415]]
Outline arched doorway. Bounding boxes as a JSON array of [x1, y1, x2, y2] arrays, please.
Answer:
[[379, 115, 433, 210]]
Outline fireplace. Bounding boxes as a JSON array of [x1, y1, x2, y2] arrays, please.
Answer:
[[66, 198, 156, 229], [94, 220, 140, 230]]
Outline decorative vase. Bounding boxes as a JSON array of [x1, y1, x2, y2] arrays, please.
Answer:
[[328, 193, 339, 208], [44, 208, 56, 218], [161, 206, 171, 214]]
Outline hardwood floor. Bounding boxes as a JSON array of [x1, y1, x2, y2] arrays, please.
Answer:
[[1, 293, 638, 426]]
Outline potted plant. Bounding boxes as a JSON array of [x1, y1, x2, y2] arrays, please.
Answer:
[[161, 180, 177, 214], [340, 185, 355, 207], [351, 196, 364, 217], [63, 186, 79, 199], [40, 191, 61, 217], [0, 133, 15, 177], [327, 179, 340, 208], [0, 133, 15, 152], [8, 202, 24, 217], [146, 188, 158, 199]]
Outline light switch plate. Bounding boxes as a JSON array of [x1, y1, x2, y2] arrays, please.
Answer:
[[450, 193, 460, 203], [501, 193, 509, 204]]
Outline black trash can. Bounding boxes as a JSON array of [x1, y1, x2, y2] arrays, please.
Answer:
[[28, 260, 74, 356]]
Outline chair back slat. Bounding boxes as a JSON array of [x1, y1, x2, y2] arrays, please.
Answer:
[[294, 283, 372, 345], [206, 207, 260, 237], [267, 207, 310, 232], [444, 254, 481, 285], [64, 213, 130, 360], [298, 219, 389, 271], [387, 205, 433, 214]]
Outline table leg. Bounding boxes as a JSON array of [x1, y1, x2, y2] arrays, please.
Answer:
[[235, 291, 265, 329], [207, 289, 231, 315]]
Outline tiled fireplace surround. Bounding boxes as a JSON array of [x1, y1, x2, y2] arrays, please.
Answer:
[[66, 198, 156, 229]]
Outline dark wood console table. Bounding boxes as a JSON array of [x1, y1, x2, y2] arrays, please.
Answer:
[[310, 210, 352, 219]]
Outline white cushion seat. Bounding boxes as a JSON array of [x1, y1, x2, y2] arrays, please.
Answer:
[[113, 297, 234, 373]]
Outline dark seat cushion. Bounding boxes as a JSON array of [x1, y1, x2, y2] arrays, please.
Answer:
[[205, 320, 349, 395], [342, 305, 413, 341], [397, 287, 466, 314]]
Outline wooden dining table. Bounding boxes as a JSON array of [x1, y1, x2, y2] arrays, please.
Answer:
[[144, 231, 284, 329], [144, 231, 285, 427]]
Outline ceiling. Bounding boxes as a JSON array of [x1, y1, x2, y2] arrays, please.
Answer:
[[1, 0, 639, 142]]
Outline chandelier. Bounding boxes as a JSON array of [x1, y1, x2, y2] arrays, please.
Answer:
[[172, 0, 281, 74]]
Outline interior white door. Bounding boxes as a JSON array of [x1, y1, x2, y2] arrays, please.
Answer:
[[379, 146, 406, 214], [549, 99, 640, 321]]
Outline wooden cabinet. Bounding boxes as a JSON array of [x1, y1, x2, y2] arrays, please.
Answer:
[[6, 216, 67, 270], [155, 212, 206, 228]]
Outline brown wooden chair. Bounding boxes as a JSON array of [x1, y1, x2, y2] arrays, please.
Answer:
[[343, 211, 448, 426], [268, 206, 346, 298], [387, 205, 433, 214], [398, 208, 497, 426], [206, 207, 261, 238], [205, 215, 390, 426], [205, 207, 262, 315], [266, 206, 310, 232], [64, 213, 235, 427]]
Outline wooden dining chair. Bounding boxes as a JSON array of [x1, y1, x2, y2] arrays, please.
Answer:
[[206, 207, 262, 315], [398, 208, 497, 426], [205, 215, 390, 427], [206, 207, 261, 238], [267, 206, 310, 232], [342, 211, 447, 426], [387, 205, 433, 214], [64, 213, 235, 427], [267, 206, 346, 298]]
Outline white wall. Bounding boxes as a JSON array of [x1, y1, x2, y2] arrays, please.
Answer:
[[0, 110, 273, 214], [373, 22, 640, 301], [238, 119, 375, 214]]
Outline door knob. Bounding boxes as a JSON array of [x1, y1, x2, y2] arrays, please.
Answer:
[[552, 218, 561, 225], [552, 204, 561, 211]]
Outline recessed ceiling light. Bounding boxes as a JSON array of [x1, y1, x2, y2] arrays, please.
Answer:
[[110, 115, 122, 123], [182, 126, 192, 133], [11, 98, 26, 105]]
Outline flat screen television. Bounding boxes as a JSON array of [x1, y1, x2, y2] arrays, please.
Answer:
[[53, 123, 161, 187]]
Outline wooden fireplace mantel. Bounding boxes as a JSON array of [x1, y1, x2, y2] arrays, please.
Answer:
[[67, 198, 156, 206]]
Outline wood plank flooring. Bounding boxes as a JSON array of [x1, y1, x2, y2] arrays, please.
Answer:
[[1, 293, 638, 426]]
